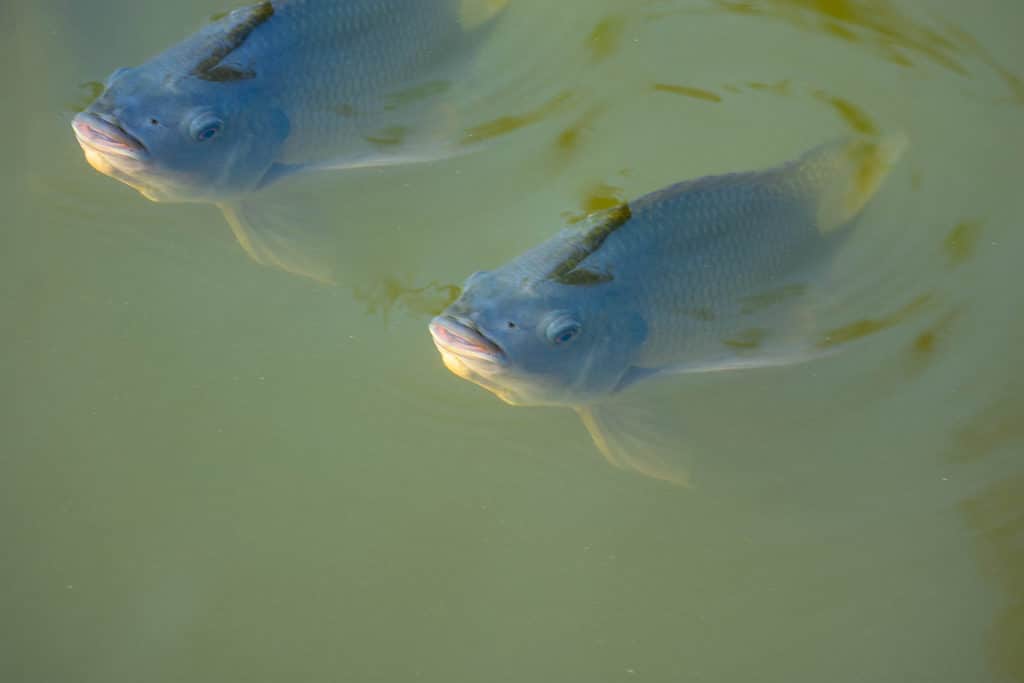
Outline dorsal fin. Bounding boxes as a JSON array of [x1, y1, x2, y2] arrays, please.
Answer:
[[796, 134, 908, 234], [546, 203, 631, 285], [193, 1, 275, 82]]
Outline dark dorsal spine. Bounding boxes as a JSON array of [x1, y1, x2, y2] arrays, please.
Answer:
[[193, 1, 275, 82], [546, 203, 631, 285]]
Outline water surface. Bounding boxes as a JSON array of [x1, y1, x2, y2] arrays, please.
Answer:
[[2, 1, 1022, 681]]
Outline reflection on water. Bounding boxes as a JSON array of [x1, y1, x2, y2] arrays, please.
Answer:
[[3, 0, 1023, 681]]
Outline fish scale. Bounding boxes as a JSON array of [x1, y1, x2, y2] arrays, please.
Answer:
[[220, 0, 468, 165], [572, 144, 891, 368]]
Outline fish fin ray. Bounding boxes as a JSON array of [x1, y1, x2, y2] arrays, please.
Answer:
[[644, 349, 834, 378], [302, 144, 470, 173], [269, 116, 475, 181], [797, 133, 908, 234], [218, 200, 335, 284], [574, 403, 692, 486]]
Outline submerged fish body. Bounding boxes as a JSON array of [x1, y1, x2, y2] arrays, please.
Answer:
[[430, 135, 907, 481], [72, 0, 507, 277]]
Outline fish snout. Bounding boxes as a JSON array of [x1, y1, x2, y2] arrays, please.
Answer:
[[429, 314, 505, 364], [72, 112, 149, 162], [72, 111, 151, 179]]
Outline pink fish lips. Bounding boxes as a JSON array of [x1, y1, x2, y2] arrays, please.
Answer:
[[429, 316, 504, 364], [72, 112, 148, 162]]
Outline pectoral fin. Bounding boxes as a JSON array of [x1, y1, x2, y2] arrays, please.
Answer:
[[218, 200, 335, 284], [575, 403, 692, 486]]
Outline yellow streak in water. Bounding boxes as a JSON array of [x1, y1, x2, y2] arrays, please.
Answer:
[[710, 0, 969, 74], [652, 83, 723, 102], [817, 293, 932, 348], [943, 219, 986, 267], [586, 15, 627, 62], [904, 308, 961, 378], [355, 277, 461, 317], [723, 328, 769, 351], [746, 79, 792, 95], [563, 183, 626, 224], [462, 91, 574, 145], [813, 90, 878, 134], [552, 107, 605, 161], [364, 126, 409, 147]]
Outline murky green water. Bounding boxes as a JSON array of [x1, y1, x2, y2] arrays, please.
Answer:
[[3, 1, 1023, 681]]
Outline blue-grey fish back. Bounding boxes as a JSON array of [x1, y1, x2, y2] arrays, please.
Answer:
[[206, 0, 483, 165], [568, 136, 907, 368]]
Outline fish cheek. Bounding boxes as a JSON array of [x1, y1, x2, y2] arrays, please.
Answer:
[[612, 309, 647, 350], [584, 309, 648, 395], [261, 107, 291, 162], [614, 310, 649, 377], [247, 107, 291, 188]]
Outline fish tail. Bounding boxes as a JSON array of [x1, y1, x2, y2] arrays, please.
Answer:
[[458, 0, 509, 30], [797, 133, 909, 234]]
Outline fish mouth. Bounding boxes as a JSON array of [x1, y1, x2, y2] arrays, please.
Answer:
[[429, 315, 505, 364], [72, 112, 148, 161]]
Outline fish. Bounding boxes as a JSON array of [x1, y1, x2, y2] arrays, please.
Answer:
[[71, 0, 508, 281], [429, 135, 908, 483]]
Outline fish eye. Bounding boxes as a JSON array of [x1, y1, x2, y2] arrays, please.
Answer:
[[189, 113, 223, 142], [545, 318, 581, 345]]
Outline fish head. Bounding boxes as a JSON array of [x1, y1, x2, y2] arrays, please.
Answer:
[[429, 268, 646, 407], [72, 65, 289, 203]]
